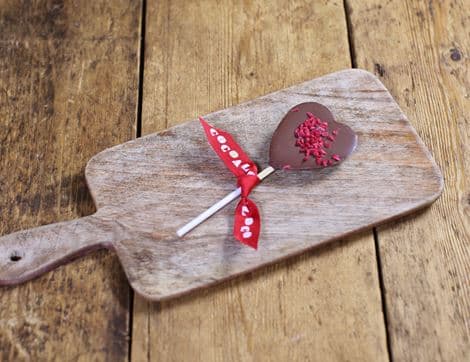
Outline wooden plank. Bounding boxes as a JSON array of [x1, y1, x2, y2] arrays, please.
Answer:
[[0, 0, 141, 360], [347, 0, 470, 360], [133, 1, 389, 360]]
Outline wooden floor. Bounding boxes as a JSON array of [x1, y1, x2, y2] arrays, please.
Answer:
[[0, 0, 468, 361]]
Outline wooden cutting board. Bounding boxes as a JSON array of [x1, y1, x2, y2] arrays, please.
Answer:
[[0, 69, 443, 301]]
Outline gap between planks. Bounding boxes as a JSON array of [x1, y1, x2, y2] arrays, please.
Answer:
[[343, 0, 393, 360], [129, 0, 148, 360]]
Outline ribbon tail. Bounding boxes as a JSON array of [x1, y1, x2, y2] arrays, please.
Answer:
[[199, 117, 261, 249], [234, 198, 260, 249]]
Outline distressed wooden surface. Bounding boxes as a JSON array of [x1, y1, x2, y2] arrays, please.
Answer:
[[348, 0, 470, 360], [0, 0, 141, 360], [0, 0, 466, 360]]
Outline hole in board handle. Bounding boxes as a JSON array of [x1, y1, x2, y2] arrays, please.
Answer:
[[10, 252, 23, 262]]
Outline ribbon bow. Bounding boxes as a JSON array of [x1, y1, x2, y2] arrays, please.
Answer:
[[199, 117, 261, 249]]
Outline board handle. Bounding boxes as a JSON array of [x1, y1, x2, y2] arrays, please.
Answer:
[[0, 214, 117, 286]]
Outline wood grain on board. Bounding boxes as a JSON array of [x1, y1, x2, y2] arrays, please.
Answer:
[[0, 0, 141, 360], [133, 0, 390, 360], [348, 0, 470, 360]]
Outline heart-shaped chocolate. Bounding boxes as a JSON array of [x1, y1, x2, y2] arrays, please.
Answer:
[[269, 102, 357, 170]]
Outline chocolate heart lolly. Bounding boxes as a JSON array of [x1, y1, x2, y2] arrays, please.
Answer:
[[269, 102, 357, 170], [177, 103, 357, 239]]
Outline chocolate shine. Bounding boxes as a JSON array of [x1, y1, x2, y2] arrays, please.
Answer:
[[269, 102, 357, 170]]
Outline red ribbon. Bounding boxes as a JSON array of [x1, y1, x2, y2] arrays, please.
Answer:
[[199, 117, 260, 249]]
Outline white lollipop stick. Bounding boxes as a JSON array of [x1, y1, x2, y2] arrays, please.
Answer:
[[176, 166, 276, 237]]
